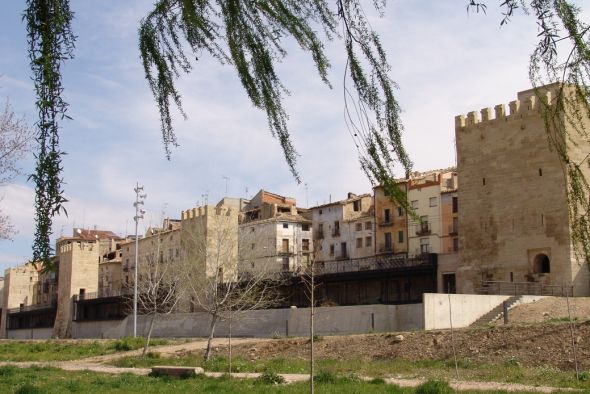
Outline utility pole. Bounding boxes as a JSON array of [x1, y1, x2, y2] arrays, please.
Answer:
[[133, 183, 147, 337]]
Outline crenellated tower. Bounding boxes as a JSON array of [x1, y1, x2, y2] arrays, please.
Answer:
[[455, 83, 590, 295]]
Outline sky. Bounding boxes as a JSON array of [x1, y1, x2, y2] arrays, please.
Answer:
[[0, 1, 587, 271]]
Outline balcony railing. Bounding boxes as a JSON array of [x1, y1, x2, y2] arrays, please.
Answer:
[[379, 220, 393, 227], [416, 224, 431, 236], [478, 280, 573, 296], [74, 287, 133, 302]]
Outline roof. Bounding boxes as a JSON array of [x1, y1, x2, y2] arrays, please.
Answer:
[[310, 193, 372, 210]]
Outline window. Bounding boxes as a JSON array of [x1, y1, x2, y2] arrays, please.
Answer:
[[302, 224, 310, 231], [483, 177, 486, 186], [302, 239, 310, 251], [420, 238, 430, 254], [353, 200, 361, 211], [282, 239, 289, 253], [452, 197, 458, 213], [397, 207, 404, 217], [539, 168, 543, 176], [533, 254, 551, 273], [329, 244, 334, 256], [333, 221, 340, 236], [355, 223, 362, 232], [356, 238, 363, 248], [283, 223, 289, 229], [384, 208, 391, 223], [365, 236, 372, 247], [250, 227, 255, 233], [318, 223, 323, 235], [319, 209, 323, 215], [251, 243, 255, 250], [398, 231, 404, 243], [453, 237, 459, 252], [429, 197, 437, 207], [419, 216, 429, 232], [411, 200, 418, 209], [384, 232, 392, 250], [169, 248, 173, 260], [365, 221, 371, 230], [282, 257, 290, 271], [251, 261, 255, 268]]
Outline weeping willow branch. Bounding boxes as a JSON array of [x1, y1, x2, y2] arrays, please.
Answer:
[[24, 0, 74, 270]]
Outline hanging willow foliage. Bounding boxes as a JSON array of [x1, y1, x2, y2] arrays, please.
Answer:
[[24, 0, 74, 269]]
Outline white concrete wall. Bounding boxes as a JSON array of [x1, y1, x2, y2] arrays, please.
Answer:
[[422, 293, 546, 330], [70, 304, 424, 339]]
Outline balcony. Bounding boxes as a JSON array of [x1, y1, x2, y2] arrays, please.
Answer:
[[379, 244, 393, 253], [415, 223, 431, 236], [279, 245, 295, 255], [332, 228, 340, 237], [448, 224, 458, 236], [379, 220, 393, 227]]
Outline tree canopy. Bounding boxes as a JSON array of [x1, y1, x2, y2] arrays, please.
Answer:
[[23, 0, 590, 269]]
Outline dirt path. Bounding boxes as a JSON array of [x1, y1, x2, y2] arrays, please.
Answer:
[[0, 360, 577, 392]]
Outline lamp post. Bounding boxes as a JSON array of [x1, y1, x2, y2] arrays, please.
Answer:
[[133, 183, 147, 337]]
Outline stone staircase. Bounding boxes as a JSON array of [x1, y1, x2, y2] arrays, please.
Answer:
[[470, 295, 522, 326]]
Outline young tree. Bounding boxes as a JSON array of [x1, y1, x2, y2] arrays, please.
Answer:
[[132, 228, 185, 355], [0, 98, 33, 240], [180, 206, 283, 362]]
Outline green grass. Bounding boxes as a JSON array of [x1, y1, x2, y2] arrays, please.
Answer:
[[0, 366, 565, 394], [0, 337, 170, 362], [111, 354, 590, 390]]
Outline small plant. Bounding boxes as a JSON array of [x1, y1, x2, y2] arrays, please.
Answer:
[[314, 370, 337, 383], [255, 370, 286, 385], [579, 371, 589, 381], [415, 380, 453, 394], [504, 356, 521, 367], [146, 351, 161, 359], [14, 383, 44, 394], [370, 377, 386, 384], [308, 334, 323, 343]]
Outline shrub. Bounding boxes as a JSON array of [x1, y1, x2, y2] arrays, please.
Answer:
[[14, 383, 44, 394], [314, 370, 337, 384], [415, 380, 453, 394], [0, 365, 17, 377], [255, 370, 285, 385], [146, 351, 160, 359], [370, 377, 386, 385]]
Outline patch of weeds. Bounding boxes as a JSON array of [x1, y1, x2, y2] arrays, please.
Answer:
[[14, 383, 45, 394], [255, 370, 285, 385], [504, 356, 521, 367], [146, 351, 160, 359], [579, 371, 589, 381], [308, 334, 323, 343], [415, 380, 453, 394], [64, 380, 83, 392], [370, 377, 386, 384], [342, 372, 362, 383], [0, 365, 18, 377], [314, 370, 337, 384]]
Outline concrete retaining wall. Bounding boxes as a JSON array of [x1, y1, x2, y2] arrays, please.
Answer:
[[72, 303, 424, 339], [5, 327, 52, 339], [422, 293, 546, 329]]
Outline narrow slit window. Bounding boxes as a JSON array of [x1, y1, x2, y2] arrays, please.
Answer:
[[482, 177, 486, 186], [539, 168, 543, 176]]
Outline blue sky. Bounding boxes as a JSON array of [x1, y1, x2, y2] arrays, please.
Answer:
[[1, 1, 586, 271]]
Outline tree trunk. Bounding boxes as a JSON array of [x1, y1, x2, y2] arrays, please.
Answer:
[[204, 314, 218, 361], [143, 313, 156, 356]]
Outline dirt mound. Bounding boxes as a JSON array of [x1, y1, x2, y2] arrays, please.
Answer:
[[501, 297, 590, 324], [213, 322, 590, 371]]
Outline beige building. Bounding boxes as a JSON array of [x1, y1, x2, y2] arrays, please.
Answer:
[[239, 190, 312, 274], [0, 263, 39, 336], [374, 183, 408, 255], [456, 84, 590, 296], [310, 193, 374, 263], [407, 169, 458, 257]]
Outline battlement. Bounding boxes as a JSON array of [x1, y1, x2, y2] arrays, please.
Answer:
[[58, 240, 95, 255], [181, 205, 235, 221], [455, 89, 555, 130]]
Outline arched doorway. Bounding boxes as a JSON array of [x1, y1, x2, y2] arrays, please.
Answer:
[[533, 253, 550, 273]]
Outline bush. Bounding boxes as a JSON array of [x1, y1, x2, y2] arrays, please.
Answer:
[[314, 370, 337, 384], [146, 351, 160, 359], [415, 380, 453, 394], [0, 365, 17, 377], [255, 370, 285, 385], [113, 337, 144, 351], [370, 377, 386, 385], [14, 383, 44, 394]]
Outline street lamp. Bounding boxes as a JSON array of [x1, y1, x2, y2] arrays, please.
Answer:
[[133, 183, 147, 337]]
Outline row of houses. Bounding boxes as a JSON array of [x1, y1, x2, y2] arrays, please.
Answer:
[[1, 83, 589, 338]]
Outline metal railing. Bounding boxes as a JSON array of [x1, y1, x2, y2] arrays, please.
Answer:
[[479, 280, 574, 296], [74, 287, 133, 302], [8, 299, 57, 314], [315, 254, 434, 276], [416, 224, 431, 236]]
